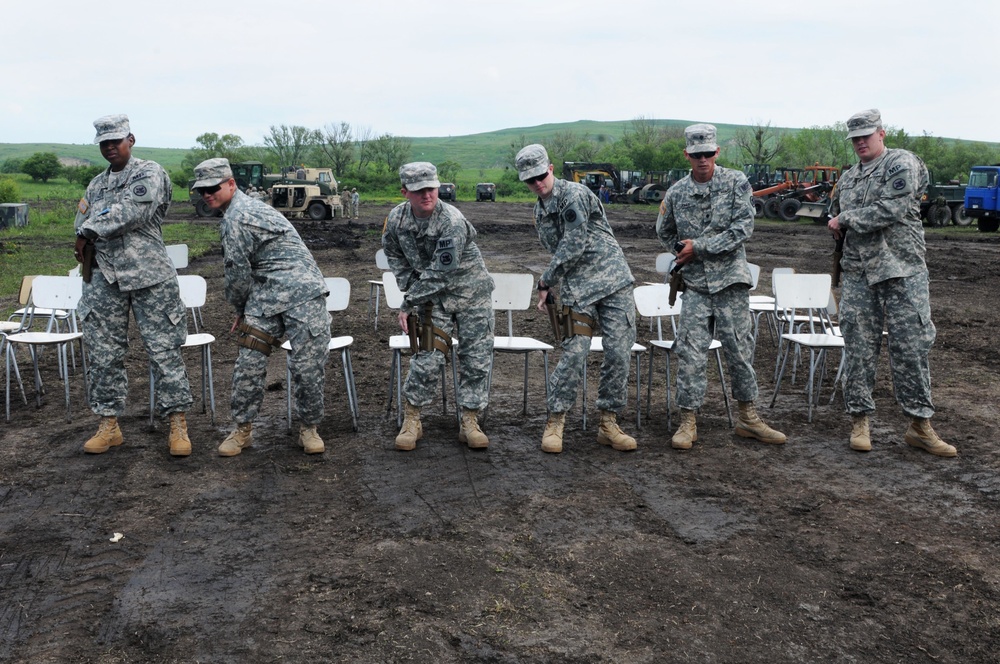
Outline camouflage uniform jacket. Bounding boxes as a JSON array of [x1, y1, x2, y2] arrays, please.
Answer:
[[220, 190, 327, 318], [534, 178, 633, 307], [656, 166, 754, 294], [382, 200, 493, 315], [74, 157, 174, 291], [832, 148, 929, 285]]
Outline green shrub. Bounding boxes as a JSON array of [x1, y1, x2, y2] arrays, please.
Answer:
[[0, 177, 20, 204]]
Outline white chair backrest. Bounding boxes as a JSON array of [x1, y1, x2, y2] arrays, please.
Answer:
[[748, 263, 761, 290], [166, 244, 189, 269], [177, 275, 207, 308], [324, 277, 351, 312], [655, 252, 676, 275], [382, 272, 404, 309], [29, 276, 82, 310], [773, 273, 833, 333], [490, 273, 533, 311], [489, 273, 534, 337], [375, 249, 390, 271], [633, 284, 682, 340], [68, 265, 81, 278]]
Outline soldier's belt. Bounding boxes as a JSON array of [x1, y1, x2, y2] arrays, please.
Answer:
[[235, 321, 282, 356], [560, 306, 595, 339]]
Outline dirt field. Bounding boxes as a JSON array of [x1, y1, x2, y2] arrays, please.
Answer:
[[2, 200, 1000, 663]]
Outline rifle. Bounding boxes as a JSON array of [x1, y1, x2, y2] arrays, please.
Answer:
[[545, 291, 563, 344], [406, 310, 420, 354], [832, 234, 845, 288], [81, 240, 95, 283], [668, 263, 685, 306]]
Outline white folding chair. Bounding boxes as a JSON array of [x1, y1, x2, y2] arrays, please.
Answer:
[[367, 249, 391, 330], [769, 273, 845, 422], [485, 273, 553, 419], [634, 285, 732, 431], [7, 275, 71, 334], [149, 275, 216, 427], [5, 276, 87, 422], [283, 277, 359, 432], [383, 272, 458, 427], [751, 266, 793, 356]]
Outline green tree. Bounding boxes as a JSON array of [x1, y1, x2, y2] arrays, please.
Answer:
[[0, 177, 20, 203], [733, 120, 785, 165], [21, 152, 62, 183], [315, 122, 355, 178], [63, 164, 104, 186], [264, 125, 321, 170], [1, 158, 23, 174], [437, 160, 462, 184]]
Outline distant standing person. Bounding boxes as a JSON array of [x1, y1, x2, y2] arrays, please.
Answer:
[[351, 188, 360, 219], [656, 123, 785, 450], [516, 144, 637, 454], [828, 109, 955, 457], [73, 114, 194, 456], [194, 158, 332, 456], [382, 162, 495, 451]]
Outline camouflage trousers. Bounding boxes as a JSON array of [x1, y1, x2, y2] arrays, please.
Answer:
[[674, 284, 758, 410], [78, 271, 192, 417], [839, 272, 935, 418], [232, 296, 331, 426], [548, 284, 636, 414], [403, 303, 494, 410]]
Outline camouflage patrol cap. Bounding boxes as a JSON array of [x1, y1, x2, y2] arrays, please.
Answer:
[[192, 157, 233, 189], [93, 114, 131, 144], [515, 144, 550, 181], [846, 109, 882, 139], [684, 124, 718, 153], [399, 162, 440, 191]]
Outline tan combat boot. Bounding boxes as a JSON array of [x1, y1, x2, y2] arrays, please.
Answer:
[[299, 425, 324, 454], [458, 408, 489, 449], [541, 412, 566, 454], [219, 422, 253, 457], [83, 416, 124, 454], [395, 402, 422, 451], [168, 412, 192, 457], [734, 401, 787, 445], [671, 409, 698, 450], [850, 414, 871, 452], [904, 418, 957, 457], [596, 409, 637, 451]]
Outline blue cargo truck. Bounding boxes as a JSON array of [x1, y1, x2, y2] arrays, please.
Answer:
[[964, 165, 1000, 232]]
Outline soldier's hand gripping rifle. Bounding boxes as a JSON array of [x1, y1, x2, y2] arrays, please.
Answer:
[[544, 290, 595, 343], [407, 301, 452, 354], [667, 241, 686, 306]]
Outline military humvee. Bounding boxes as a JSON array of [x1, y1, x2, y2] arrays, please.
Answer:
[[475, 183, 496, 202]]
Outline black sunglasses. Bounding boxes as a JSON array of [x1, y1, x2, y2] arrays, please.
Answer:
[[524, 172, 548, 185], [197, 184, 222, 195], [688, 152, 716, 161]]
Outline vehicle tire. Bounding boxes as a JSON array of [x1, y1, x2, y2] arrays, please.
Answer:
[[752, 197, 765, 218], [978, 219, 999, 233], [763, 197, 781, 219], [194, 199, 214, 218], [927, 204, 950, 227], [779, 198, 802, 222], [491, 193, 495, 202], [308, 202, 327, 220], [952, 205, 971, 226]]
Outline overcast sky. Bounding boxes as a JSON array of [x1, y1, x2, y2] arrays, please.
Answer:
[[3, 0, 995, 150]]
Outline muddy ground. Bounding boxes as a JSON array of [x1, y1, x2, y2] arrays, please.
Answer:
[[2, 200, 1000, 663]]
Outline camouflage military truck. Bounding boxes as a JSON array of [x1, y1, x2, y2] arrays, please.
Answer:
[[269, 183, 343, 221], [439, 183, 457, 202], [475, 183, 496, 202]]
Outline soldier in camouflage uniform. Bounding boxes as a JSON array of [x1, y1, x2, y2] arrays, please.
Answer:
[[382, 162, 495, 451], [74, 114, 194, 457], [515, 144, 637, 454], [828, 109, 956, 457], [194, 158, 331, 456], [656, 124, 785, 450], [351, 188, 360, 219]]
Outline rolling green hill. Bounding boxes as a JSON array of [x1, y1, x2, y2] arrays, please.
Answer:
[[0, 119, 774, 172]]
